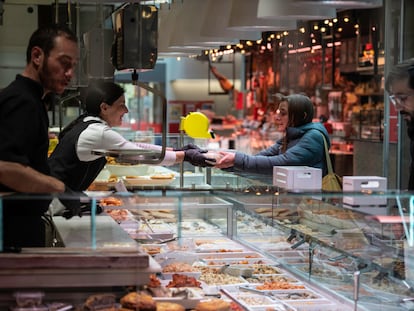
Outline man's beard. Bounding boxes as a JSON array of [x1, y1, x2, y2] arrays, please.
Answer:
[[404, 111, 414, 139], [39, 62, 52, 91], [38, 60, 62, 94]]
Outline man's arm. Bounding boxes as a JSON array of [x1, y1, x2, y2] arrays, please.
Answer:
[[0, 161, 65, 193]]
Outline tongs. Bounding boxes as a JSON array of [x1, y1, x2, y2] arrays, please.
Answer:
[[142, 217, 155, 233], [238, 285, 274, 297], [135, 237, 177, 244]]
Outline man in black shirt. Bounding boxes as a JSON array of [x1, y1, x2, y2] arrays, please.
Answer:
[[0, 24, 78, 248], [385, 58, 414, 190]]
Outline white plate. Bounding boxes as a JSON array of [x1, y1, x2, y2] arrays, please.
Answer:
[[106, 164, 152, 177], [84, 191, 114, 198], [123, 176, 176, 186]]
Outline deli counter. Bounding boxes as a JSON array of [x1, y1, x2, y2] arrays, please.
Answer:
[[0, 169, 413, 311]]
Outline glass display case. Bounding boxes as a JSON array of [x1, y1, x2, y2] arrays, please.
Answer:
[[0, 177, 413, 310]]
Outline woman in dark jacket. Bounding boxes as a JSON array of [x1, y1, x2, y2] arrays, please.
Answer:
[[215, 94, 330, 176]]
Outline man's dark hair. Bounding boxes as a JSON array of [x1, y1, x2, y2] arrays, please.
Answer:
[[26, 24, 77, 63], [385, 58, 414, 92]]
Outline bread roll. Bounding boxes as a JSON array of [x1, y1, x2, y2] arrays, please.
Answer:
[[120, 292, 156, 311], [195, 299, 231, 311], [156, 302, 185, 311]]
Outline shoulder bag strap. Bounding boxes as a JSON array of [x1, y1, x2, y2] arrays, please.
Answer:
[[320, 133, 334, 175]]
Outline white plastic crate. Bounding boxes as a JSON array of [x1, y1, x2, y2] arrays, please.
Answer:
[[273, 166, 322, 191], [343, 176, 387, 206]]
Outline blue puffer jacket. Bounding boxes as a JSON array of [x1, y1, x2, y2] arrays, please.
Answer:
[[233, 122, 330, 176]]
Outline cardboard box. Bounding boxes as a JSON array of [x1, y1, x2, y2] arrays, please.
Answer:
[[273, 166, 322, 191], [343, 176, 387, 206]]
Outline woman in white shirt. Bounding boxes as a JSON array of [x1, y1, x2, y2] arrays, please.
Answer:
[[48, 81, 211, 192]]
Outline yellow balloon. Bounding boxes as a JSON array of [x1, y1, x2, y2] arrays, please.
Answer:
[[180, 112, 214, 139]]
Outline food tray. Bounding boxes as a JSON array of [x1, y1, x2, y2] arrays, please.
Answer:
[[196, 251, 264, 260], [153, 287, 203, 310], [200, 274, 249, 294], [294, 263, 348, 283], [88, 180, 117, 190], [137, 219, 174, 232], [284, 300, 340, 311], [245, 274, 300, 284], [249, 264, 284, 275], [179, 221, 222, 236], [271, 289, 325, 301], [360, 273, 414, 298], [240, 283, 307, 293], [195, 244, 246, 253], [230, 293, 277, 308], [105, 208, 135, 222], [14, 291, 44, 307], [268, 250, 305, 258], [200, 257, 275, 266]]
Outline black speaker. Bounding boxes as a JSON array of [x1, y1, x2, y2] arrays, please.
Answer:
[[112, 4, 158, 71]]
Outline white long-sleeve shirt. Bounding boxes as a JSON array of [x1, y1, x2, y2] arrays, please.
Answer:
[[76, 116, 176, 166]]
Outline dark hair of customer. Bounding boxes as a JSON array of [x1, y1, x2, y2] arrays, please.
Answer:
[[59, 81, 124, 140], [25, 24, 77, 63], [274, 93, 314, 127], [274, 93, 314, 152]]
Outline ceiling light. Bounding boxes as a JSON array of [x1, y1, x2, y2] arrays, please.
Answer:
[[201, 0, 261, 41], [158, 2, 200, 56], [169, 0, 239, 49], [257, 0, 336, 20], [228, 0, 297, 31], [292, 0, 383, 9]]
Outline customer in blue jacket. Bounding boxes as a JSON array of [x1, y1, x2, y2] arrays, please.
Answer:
[[215, 94, 330, 176]]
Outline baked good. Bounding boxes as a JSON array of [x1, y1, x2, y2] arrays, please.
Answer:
[[156, 302, 185, 311], [120, 292, 156, 311], [195, 299, 231, 311], [150, 173, 174, 179], [83, 294, 116, 310]]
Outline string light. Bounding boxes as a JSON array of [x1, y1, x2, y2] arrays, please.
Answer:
[[197, 14, 366, 58]]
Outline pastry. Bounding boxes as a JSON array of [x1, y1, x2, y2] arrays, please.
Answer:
[[83, 294, 116, 310], [195, 299, 231, 311], [120, 292, 156, 311], [150, 173, 174, 179], [156, 302, 185, 311]]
